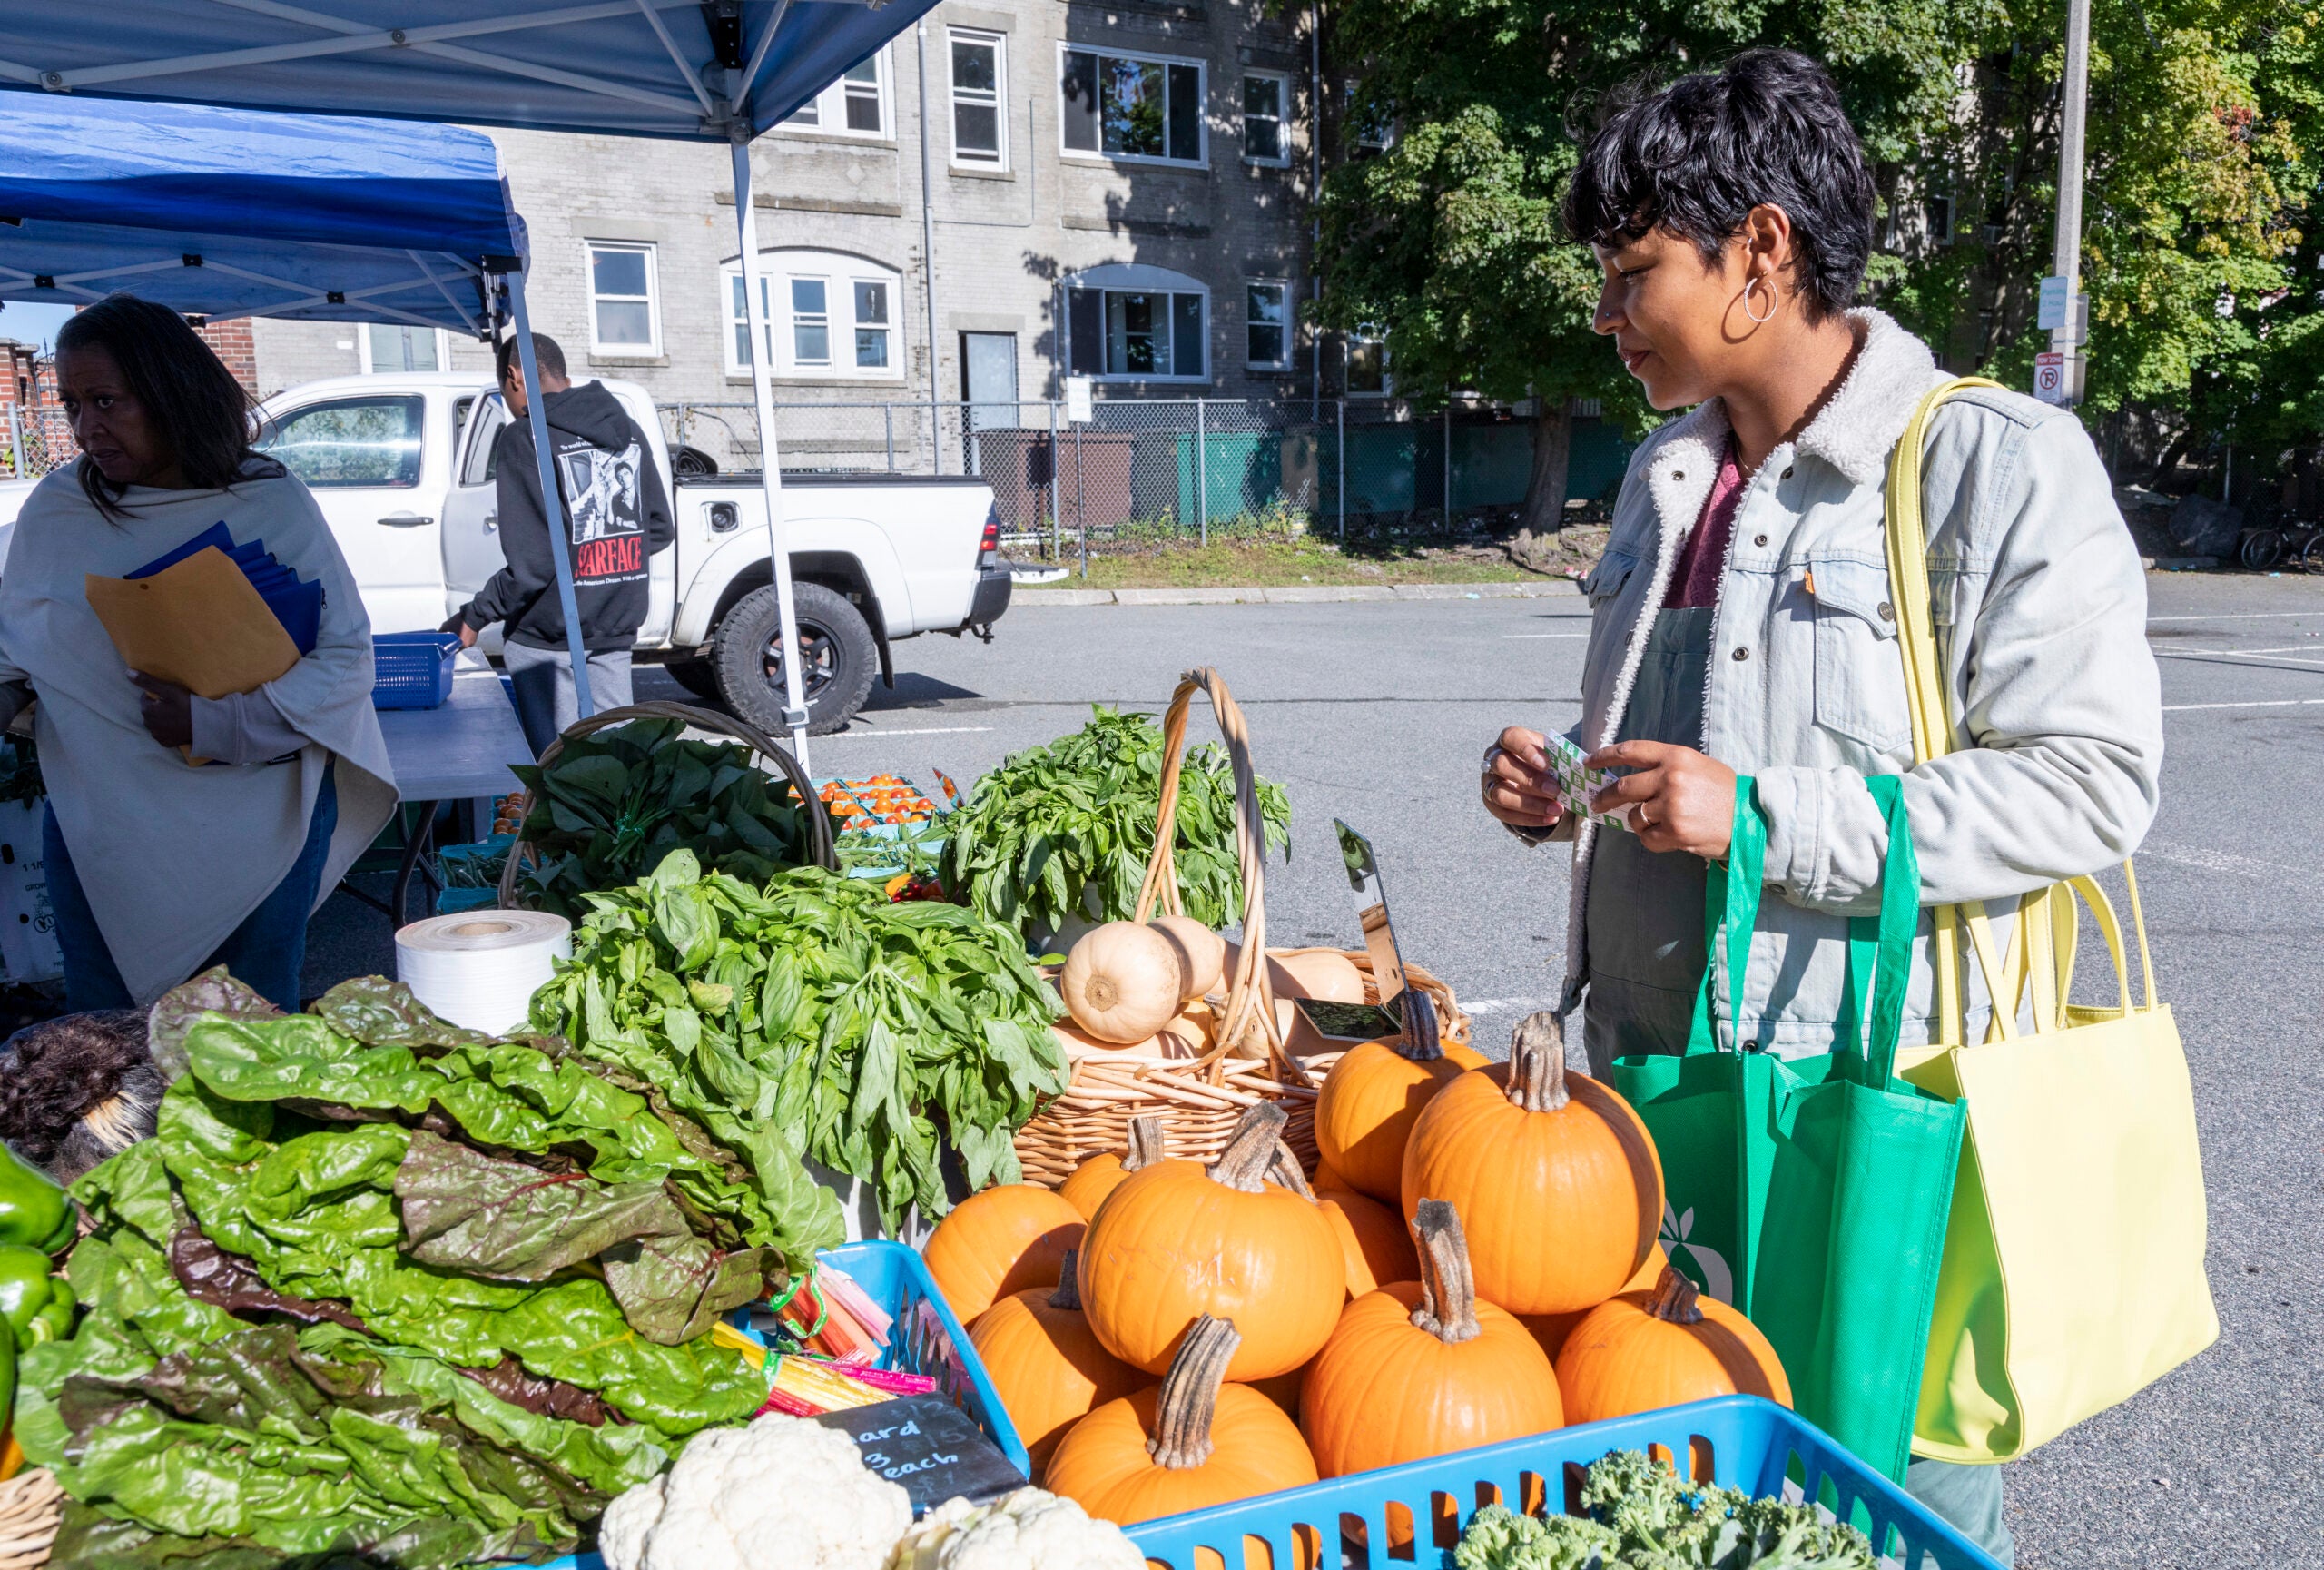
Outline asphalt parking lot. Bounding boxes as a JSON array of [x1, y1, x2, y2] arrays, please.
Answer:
[[314, 567, 2324, 1566]]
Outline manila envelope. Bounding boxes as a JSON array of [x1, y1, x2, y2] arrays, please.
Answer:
[[85, 545, 300, 702]]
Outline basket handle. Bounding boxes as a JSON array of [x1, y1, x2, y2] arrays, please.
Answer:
[[497, 699, 835, 908], [1130, 669, 1289, 1076]]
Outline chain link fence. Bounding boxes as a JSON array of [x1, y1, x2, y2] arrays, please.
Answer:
[[2, 407, 73, 480], [658, 396, 1634, 561]]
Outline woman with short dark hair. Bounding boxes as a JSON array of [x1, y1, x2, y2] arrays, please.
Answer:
[[0, 294, 396, 1010], [1482, 50, 2161, 1563]]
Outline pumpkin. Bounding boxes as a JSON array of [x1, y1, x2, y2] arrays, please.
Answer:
[[1149, 915, 1226, 1002], [970, 1250, 1146, 1474], [1051, 1021, 1155, 1057], [1314, 1177, 1417, 1297], [1518, 1243, 1669, 1363], [921, 1183, 1087, 1327], [1060, 922, 1184, 1044], [1555, 1267, 1791, 1423], [1079, 1102, 1344, 1380], [1302, 1200, 1564, 1477], [1269, 949, 1367, 1002], [1313, 992, 1489, 1203], [1249, 1359, 1310, 1421], [1046, 1315, 1319, 1526], [1400, 1011, 1663, 1316], [1058, 1116, 1167, 1221]]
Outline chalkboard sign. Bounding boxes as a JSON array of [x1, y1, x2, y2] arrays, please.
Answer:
[[814, 1396, 1028, 1514]]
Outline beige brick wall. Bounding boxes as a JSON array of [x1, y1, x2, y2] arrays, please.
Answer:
[[249, 0, 1318, 419]]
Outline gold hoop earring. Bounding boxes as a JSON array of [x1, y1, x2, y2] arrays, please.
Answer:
[[1743, 277, 1777, 324]]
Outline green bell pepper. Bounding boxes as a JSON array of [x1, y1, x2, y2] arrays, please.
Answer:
[[0, 1243, 51, 1350], [0, 1321, 14, 1456], [0, 1141, 73, 1255]]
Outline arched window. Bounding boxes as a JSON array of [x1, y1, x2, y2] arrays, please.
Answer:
[[1063, 263, 1207, 382], [724, 249, 904, 381]]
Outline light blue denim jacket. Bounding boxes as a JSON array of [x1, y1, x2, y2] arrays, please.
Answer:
[[1560, 309, 2163, 1054]]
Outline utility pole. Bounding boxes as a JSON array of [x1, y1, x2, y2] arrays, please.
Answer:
[[2035, 0, 2091, 406]]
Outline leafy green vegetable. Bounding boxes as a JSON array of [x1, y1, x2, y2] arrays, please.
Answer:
[[939, 706, 1291, 943], [1453, 1451, 1879, 1570], [512, 717, 820, 917], [533, 851, 1067, 1232]]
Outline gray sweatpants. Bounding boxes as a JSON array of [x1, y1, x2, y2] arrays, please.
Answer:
[[501, 641, 633, 758]]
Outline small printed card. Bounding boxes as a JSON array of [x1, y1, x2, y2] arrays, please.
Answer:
[[1541, 730, 1629, 830]]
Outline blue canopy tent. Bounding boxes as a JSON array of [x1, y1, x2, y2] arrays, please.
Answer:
[[0, 2, 956, 765], [0, 94, 606, 716]]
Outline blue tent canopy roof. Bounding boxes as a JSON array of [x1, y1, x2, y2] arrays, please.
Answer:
[[0, 98, 519, 331], [0, 1, 943, 144]]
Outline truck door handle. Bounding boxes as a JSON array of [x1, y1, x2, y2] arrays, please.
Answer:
[[483, 511, 497, 533], [379, 512, 434, 528]]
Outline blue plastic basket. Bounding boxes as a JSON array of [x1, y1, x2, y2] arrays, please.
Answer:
[[371, 630, 460, 709], [1130, 1396, 2001, 1570], [533, 1238, 1028, 1570]]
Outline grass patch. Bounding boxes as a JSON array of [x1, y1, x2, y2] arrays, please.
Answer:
[[1064, 538, 1549, 589]]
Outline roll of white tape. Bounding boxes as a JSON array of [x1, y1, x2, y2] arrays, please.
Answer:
[[395, 910, 572, 1036]]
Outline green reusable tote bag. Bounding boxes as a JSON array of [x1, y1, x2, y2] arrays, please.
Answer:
[[1612, 775, 1964, 1483]]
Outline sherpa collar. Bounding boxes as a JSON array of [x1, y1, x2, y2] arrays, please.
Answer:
[[1640, 307, 1940, 513]]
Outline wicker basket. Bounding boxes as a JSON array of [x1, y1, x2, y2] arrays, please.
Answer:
[[1011, 668, 1471, 1188], [497, 700, 835, 908]]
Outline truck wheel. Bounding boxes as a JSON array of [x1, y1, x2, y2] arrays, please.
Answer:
[[712, 582, 878, 736], [662, 656, 722, 702]]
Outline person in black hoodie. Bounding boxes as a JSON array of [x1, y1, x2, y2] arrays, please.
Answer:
[[444, 332, 674, 756]]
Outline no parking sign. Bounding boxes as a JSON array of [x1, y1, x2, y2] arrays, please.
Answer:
[[2033, 351, 2067, 405]]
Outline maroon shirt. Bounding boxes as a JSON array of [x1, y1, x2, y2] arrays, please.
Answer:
[[1662, 439, 1748, 609]]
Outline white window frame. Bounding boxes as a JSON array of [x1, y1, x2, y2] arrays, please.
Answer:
[[779, 48, 892, 140], [1063, 263, 1209, 383], [948, 28, 1009, 171], [723, 252, 905, 382], [585, 240, 661, 357], [1241, 72, 1290, 166], [1346, 76, 1395, 153], [356, 323, 450, 374], [1057, 44, 1206, 168], [1244, 280, 1291, 370], [1345, 327, 1392, 398]]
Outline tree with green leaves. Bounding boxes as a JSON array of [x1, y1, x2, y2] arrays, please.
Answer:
[[1314, 0, 2311, 517]]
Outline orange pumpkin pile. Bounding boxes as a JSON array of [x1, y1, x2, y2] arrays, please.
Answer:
[[929, 1009, 1792, 1529]]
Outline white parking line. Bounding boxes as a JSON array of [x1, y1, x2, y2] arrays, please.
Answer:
[[2162, 697, 2324, 711], [2155, 650, 2324, 668], [2148, 611, 2324, 623], [1501, 633, 1592, 639], [825, 725, 995, 737]]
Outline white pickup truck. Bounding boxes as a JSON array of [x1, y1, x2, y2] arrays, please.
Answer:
[[2, 371, 1012, 734]]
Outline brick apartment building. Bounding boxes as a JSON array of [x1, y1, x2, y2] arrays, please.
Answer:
[[244, 0, 1343, 465]]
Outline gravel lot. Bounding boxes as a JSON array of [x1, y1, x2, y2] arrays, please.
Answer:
[[310, 568, 2324, 1566]]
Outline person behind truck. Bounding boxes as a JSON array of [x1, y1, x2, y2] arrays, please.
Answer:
[[0, 293, 397, 1012], [444, 332, 675, 756]]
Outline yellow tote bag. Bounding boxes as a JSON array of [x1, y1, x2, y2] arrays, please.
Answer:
[[1883, 380, 2219, 1465]]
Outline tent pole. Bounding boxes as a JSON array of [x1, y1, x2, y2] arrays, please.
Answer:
[[731, 138, 814, 768], [507, 275, 596, 724]]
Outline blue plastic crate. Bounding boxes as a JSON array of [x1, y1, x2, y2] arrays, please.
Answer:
[[534, 1238, 1028, 1570], [1131, 1396, 2001, 1570], [371, 630, 460, 709]]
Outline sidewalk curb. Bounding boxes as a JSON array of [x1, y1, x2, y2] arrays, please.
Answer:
[[1014, 578, 1581, 607]]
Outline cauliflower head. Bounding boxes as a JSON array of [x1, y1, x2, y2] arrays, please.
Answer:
[[884, 1486, 1144, 1570], [598, 1412, 911, 1570]]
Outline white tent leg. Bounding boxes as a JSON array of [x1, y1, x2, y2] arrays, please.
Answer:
[[507, 276, 596, 723], [731, 138, 812, 769]]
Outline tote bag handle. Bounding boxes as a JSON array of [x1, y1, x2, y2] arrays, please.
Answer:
[[1684, 775, 1920, 1088]]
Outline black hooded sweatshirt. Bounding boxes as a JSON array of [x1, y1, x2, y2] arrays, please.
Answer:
[[458, 382, 675, 653]]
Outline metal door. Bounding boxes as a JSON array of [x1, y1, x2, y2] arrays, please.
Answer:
[[253, 390, 444, 632]]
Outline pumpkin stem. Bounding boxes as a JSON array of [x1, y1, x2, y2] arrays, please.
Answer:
[[1506, 1012, 1571, 1113], [1265, 1141, 1315, 1200], [1049, 1249, 1083, 1312], [1207, 1101, 1288, 1194], [1148, 1314, 1240, 1470], [1123, 1115, 1166, 1173], [1646, 1266, 1704, 1325], [1409, 1199, 1482, 1345], [1391, 989, 1443, 1062]]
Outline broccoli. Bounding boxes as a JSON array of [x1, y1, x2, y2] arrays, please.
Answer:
[[1453, 1452, 1879, 1570]]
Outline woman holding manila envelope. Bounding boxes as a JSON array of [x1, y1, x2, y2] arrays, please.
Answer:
[[0, 294, 395, 1011], [1481, 53, 2213, 1564]]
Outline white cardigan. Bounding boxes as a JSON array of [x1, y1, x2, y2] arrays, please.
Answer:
[[0, 461, 398, 1002]]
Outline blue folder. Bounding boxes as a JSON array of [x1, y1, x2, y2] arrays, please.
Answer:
[[127, 521, 322, 657]]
